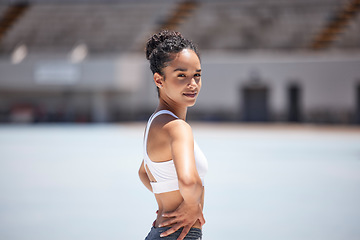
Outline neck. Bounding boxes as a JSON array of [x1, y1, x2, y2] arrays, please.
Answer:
[[156, 99, 187, 120]]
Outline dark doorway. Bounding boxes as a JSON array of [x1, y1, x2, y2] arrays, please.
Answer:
[[287, 84, 302, 122], [242, 85, 269, 122], [356, 84, 360, 124]]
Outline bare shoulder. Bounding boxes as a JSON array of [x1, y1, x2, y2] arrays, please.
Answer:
[[151, 113, 193, 141], [163, 118, 193, 141]]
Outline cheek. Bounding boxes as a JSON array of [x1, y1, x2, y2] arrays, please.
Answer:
[[166, 80, 184, 95], [198, 80, 202, 90], [176, 80, 188, 88]]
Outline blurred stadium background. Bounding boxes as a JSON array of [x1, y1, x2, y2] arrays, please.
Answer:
[[0, 0, 359, 124], [1, 1, 360, 240]]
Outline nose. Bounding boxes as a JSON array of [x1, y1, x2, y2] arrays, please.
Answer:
[[189, 77, 197, 87]]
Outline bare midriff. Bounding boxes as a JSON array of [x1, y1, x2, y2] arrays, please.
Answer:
[[154, 187, 205, 229]]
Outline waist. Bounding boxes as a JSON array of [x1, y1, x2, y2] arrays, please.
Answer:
[[153, 188, 205, 229]]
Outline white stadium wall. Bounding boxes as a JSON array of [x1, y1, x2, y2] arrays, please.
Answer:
[[0, 52, 359, 123]]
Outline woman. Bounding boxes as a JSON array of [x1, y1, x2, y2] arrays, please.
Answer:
[[138, 30, 208, 240]]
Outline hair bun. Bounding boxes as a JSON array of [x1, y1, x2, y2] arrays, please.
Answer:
[[145, 30, 182, 60], [145, 29, 199, 75]]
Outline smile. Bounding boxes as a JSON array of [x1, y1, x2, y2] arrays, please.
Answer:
[[183, 92, 197, 98]]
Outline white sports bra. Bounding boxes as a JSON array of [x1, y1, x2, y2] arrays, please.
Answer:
[[143, 110, 208, 194]]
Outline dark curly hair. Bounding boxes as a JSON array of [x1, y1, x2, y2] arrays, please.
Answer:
[[145, 30, 200, 75]]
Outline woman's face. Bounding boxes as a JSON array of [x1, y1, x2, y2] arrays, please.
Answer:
[[158, 49, 202, 107]]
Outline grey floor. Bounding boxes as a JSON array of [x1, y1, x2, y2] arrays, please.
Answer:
[[0, 123, 360, 240]]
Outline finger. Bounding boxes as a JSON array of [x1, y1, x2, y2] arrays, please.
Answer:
[[177, 226, 191, 240], [160, 223, 182, 238], [159, 217, 178, 228], [162, 211, 178, 218]]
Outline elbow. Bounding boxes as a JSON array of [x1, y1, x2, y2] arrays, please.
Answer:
[[178, 174, 203, 203], [178, 174, 202, 189]]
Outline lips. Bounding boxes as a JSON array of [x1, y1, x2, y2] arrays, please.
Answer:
[[183, 92, 197, 98]]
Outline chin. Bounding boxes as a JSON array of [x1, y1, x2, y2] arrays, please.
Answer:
[[186, 100, 197, 107]]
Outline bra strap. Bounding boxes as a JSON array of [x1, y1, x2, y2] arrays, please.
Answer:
[[144, 110, 179, 161], [150, 110, 179, 122]]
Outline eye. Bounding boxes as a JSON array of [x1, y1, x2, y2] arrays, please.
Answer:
[[194, 73, 201, 78], [177, 73, 186, 78]]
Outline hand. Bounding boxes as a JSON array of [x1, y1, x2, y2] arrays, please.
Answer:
[[159, 202, 205, 240]]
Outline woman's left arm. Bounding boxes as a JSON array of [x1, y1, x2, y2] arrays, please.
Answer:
[[159, 120, 205, 239], [138, 160, 153, 192]]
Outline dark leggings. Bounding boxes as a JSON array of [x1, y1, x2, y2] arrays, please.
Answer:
[[145, 226, 202, 240]]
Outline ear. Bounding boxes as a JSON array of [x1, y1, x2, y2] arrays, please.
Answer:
[[153, 73, 163, 88]]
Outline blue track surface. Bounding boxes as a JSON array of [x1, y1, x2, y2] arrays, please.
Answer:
[[0, 124, 360, 240]]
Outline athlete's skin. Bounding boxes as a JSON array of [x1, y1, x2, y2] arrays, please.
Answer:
[[139, 49, 205, 240]]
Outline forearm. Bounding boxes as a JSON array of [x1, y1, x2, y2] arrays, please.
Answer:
[[178, 177, 203, 205]]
